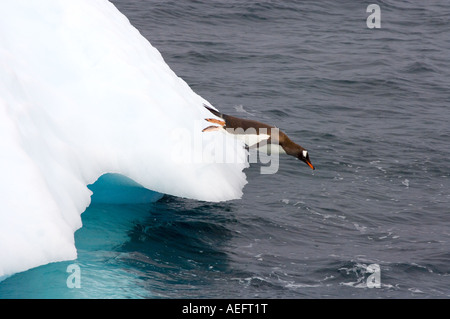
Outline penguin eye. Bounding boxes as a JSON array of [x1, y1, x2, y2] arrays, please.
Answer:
[[302, 150, 308, 158]]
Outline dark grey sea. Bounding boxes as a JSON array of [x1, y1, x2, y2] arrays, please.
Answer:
[[1, 0, 449, 299]]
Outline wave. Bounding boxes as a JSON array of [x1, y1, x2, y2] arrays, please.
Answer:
[[0, 0, 247, 278]]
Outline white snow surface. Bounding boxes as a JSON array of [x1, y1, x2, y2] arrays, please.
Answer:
[[0, 0, 247, 278]]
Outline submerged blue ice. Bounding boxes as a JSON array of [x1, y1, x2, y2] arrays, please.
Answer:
[[88, 174, 164, 204]]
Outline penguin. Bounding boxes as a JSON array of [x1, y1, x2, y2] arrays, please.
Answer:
[[202, 104, 315, 170]]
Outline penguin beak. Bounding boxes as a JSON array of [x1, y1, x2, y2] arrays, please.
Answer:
[[305, 159, 315, 170], [300, 155, 315, 170]]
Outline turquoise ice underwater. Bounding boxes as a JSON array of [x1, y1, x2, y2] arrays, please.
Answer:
[[0, 174, 164, 298]]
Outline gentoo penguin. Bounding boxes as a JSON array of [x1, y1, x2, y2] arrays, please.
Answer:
[[202, 104, 315, 170]]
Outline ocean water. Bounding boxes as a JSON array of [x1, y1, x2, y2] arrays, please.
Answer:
[[1, 0, 449, 298]]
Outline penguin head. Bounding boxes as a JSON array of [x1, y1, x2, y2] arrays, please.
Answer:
[[299, 149, 315, 170]]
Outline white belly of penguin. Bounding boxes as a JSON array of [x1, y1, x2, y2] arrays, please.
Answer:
[[233, 133, 286, 155]]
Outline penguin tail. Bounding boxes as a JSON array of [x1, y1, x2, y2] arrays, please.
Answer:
[[203, 104, 223, 118]]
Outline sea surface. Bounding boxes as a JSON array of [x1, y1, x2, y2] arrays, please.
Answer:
[[1, 0, 449, 298]]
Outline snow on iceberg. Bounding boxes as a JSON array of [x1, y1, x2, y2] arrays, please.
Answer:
[[0, 0, 247, 278]]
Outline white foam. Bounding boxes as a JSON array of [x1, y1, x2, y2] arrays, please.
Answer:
[[0, 0, 247, 278]]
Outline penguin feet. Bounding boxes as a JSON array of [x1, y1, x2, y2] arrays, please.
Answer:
[[202, 118, 225, 132], [202, 125, 221, 132], [205, 118, 225, 126]]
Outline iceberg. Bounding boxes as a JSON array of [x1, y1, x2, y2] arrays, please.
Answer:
[[0, 0, 247, 278]]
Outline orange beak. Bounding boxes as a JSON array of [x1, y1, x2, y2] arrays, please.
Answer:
[[305, 159, 315, 170]]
